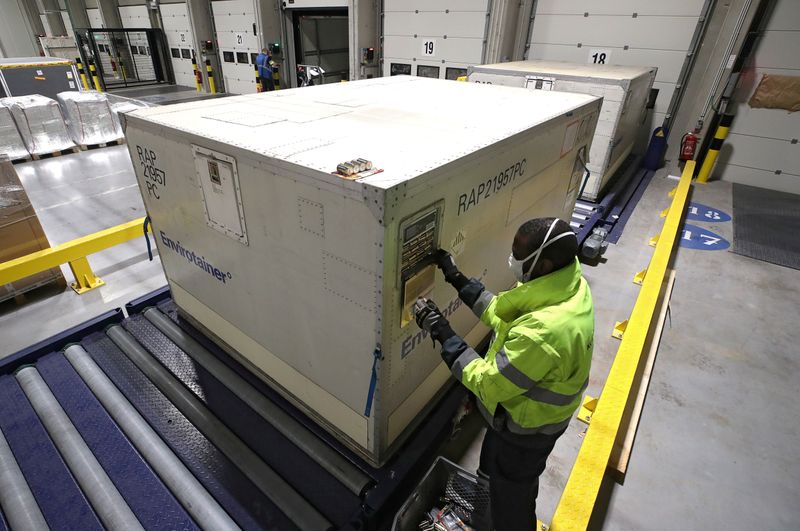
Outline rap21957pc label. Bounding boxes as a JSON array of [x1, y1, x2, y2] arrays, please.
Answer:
[[457, 158, 526, 215], [136, 145, 166, 200]]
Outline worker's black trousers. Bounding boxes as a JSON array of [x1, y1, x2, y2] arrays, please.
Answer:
[[479, 427, 566, 531], [259, 76, 275, 91]]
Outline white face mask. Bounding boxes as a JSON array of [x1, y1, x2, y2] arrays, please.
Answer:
[[508, 220, 575, 282]]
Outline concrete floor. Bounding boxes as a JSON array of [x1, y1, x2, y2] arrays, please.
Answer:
[[446, 170, 800, 529], [0, 146, 166, 358], [1, 148, 798, 528], [111, 84, 230, 105]]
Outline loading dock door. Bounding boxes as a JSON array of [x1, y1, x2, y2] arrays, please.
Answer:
[[161, 3, 195, 88], [211, 0, 260, 94], [119, 5, 157, 82], [382, 0, 489, 80], [294, 11, 349, 84]]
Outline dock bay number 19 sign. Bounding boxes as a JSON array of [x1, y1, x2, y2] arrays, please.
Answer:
[[421, 39, 436, 57]]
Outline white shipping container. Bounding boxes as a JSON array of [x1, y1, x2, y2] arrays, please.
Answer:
[[468, 60, 656, 200], [125, 76, 600, 465]]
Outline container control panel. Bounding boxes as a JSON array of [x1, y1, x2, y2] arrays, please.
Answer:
[[525, 75, 555, 91], [398, 204, 442, 327], [192, 145, 248, 245]]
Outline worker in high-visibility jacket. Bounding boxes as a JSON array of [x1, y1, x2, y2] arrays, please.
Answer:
[[414, 217, 594, 530]]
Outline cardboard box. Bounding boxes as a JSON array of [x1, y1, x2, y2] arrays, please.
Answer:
[[0, 157, 65, 302]]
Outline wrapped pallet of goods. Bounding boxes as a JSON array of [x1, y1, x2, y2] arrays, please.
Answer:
[[0, 103, 30, 161], [3, 95, 76, 157], [57, 91, 124, 147]]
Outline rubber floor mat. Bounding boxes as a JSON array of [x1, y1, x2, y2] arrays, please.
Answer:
[[732, 183, 800, 270]]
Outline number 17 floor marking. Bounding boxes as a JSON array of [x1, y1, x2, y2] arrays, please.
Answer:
[[679, 223, 730, 251]]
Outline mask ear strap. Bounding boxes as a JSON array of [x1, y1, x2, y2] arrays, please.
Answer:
[[522, 220, 559, 281]]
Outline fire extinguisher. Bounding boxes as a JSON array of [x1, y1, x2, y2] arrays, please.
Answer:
[[680, 130, 698, 162]]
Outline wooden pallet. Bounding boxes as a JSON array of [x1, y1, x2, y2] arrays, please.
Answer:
[[79, 138, 126, 151], [31, 147, 80, 160]]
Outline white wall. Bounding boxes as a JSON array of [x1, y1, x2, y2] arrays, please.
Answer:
[[720, 0, 800, 194], [0, 0, 41, 57], [87, 7, 103, 27], [61, 10, 75, 36], [526, 0, 707, 144]]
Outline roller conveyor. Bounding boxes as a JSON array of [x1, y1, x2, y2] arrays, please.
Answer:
[[0, 288, 467, 530]]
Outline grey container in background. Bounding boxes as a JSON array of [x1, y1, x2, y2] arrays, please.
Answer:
[[3, 95, 75, 156], [57, 91, 123, 146], [468, 60, 657, 201]]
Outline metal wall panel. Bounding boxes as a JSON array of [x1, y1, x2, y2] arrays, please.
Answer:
[[383, 11, 487, 38], [119, 5, 156, 82], [161, 2, 196, 87], [528, 1, 706, 146], [0, 0, 40, 57], [726, 133, 800, 173], [531, 14, 697, 51], [382, 0, 489, 79], [722, 0, 800, 193], [717, 165, 799, 195], [119, 5, 151, 27], [383, 36, 484, 71], [283, 0, 347, 7], [535, 0, 704, 17], [86, 8, 102, 27], [211, 0, 260, 94], [384, 0, 489, 12], [61, 11, 74, 37]]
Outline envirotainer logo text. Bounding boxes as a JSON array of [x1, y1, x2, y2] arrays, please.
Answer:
[[160, 231, 232, 284]]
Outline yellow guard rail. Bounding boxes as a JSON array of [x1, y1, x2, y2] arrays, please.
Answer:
[[0, 218, 149, 295], [550, 161, 694, 529]]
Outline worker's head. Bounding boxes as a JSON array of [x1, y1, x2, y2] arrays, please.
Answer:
[[262, 48, 268, 53], [509, 217, 578, 282]]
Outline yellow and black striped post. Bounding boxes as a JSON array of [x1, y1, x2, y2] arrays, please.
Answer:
[[696, 114, 734, 183], [191, 56, 202, 92], [254, 63, 261, 92], [272, 64, 280, 90], [205, 59, 216, 94], [75, 57, 90, 90], [88, 60, 102, 92]]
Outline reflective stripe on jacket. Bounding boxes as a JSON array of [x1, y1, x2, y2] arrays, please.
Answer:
[[451, 258, 593, 434]]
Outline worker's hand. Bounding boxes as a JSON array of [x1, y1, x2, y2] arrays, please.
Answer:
[[413, 298, 456, 347], [433, 250, 469, 291]]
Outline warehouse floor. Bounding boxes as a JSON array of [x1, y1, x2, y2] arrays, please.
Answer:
[[0, 147, 166, 357], [1, 148, 798, 529]]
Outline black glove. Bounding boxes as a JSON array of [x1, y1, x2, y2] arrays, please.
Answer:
[[432, 250, 486, 308], [433, 250, 469, 291], [413, 298, 456, 346]]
